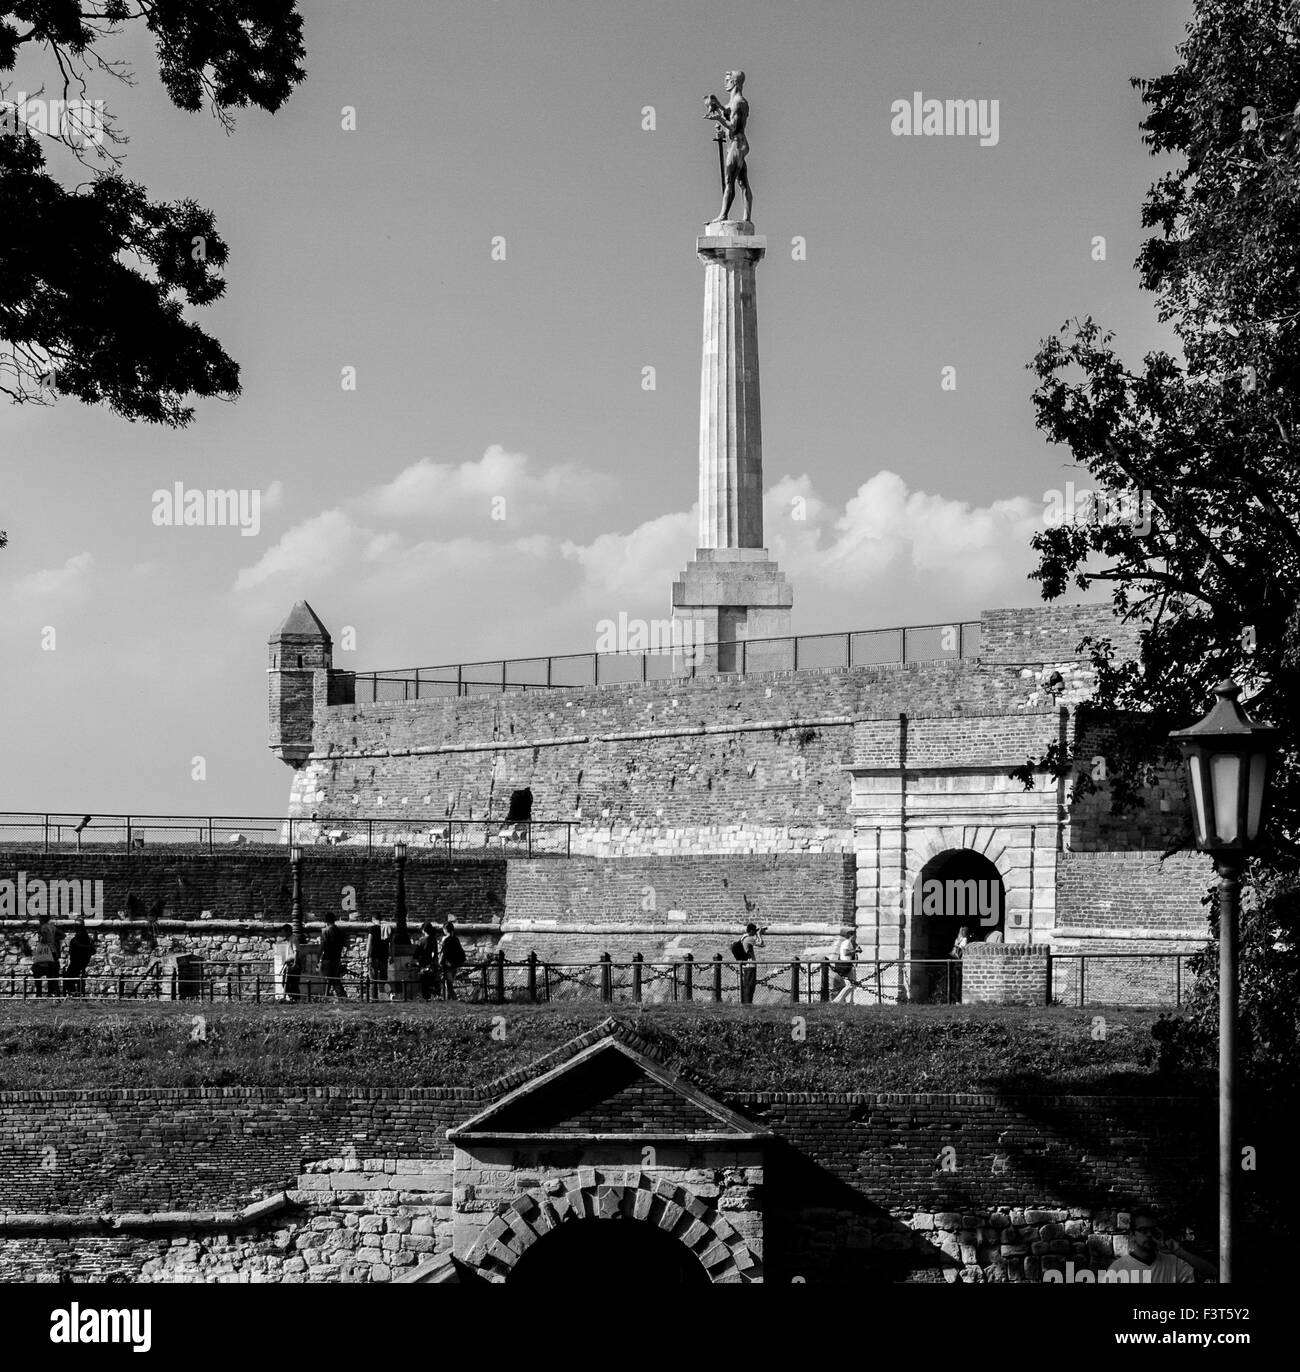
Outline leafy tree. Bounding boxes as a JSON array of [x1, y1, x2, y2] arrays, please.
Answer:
[[0, 1, 305, 424], [1025, 0, 1300, 1082]]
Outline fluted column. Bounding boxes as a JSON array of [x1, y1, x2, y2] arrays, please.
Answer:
[[697, 224, 766, 549]]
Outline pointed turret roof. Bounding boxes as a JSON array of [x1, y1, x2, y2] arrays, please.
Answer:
[[272, 600, 331, 641]]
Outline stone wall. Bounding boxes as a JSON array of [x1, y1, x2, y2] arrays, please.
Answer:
[[0, 850, 507, 927], [0, 1082, 1213, 1283]]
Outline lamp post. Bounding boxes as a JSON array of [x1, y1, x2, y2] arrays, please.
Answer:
[[290, 844, 305, 945], [1170, 680, 1279, 1284], [392, 841, 410, 951]]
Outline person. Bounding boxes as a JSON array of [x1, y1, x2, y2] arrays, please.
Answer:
[[831, 926, 860, 1004], [365, 921, 388, 1001], [704, 70, 754, 222], [946, 924, 972, 1003], [416, 921, 442, 1000], [734, 922, 764, 1004], [318, 912, 347, 998], [1107, 1207, 1216, 1283], [439, 921, 465, 1000], [31, 916, 61, 996], [280, 932, 302, 1003], [63, 917, 96, 996]]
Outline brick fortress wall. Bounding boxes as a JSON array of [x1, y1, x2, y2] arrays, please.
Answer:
[[0, 1083, 1214, 1284]]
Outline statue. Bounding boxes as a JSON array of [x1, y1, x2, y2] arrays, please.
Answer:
[[704, 69, 753, 223]]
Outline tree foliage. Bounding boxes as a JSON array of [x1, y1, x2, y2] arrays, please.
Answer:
[[0, 1, 305, 424], [1026, 0, 1300, 1081]]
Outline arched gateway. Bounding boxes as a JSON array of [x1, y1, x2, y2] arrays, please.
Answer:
[[400, 1027, 767, 1283]]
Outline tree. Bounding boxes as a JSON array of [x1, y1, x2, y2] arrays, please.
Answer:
[[0, 1, 305, 425], [1025, 0, 1300, 1082]]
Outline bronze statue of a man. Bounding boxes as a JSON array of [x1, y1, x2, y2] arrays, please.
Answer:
[[704, 69, 753, 223]]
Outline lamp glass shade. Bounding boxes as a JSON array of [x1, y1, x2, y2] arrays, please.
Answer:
[[1188, 755, 1208, 847], [1246, 751, 1269, 842], [290, 845, 303, 863], [1211, 753, 1242, 845], [394, 841, 407, 860]]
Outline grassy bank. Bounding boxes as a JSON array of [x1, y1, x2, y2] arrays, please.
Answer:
[[0, 1001, 1208, 1095]]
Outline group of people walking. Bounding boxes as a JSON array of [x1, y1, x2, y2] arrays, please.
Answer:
[[290, 913, 467, 1000], [28, 915, 97, 996]]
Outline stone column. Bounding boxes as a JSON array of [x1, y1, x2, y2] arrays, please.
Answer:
[[673, 220, 792, 671], [698, 224, 765, 549]]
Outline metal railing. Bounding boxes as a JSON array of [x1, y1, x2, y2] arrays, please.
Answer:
[[0, 813, 575, 856], [0, 952, 1199, 1008], [352, 621, 982, 701], [1049, 952, 1197, 1009]]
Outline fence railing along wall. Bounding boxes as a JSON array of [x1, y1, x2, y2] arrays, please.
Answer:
[[0, 813, 575, 856], [0, 952, 1198, 1009], [352, 621, 983, 701]]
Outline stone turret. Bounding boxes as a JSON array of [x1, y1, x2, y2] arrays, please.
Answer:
[[268, 601, 353, 767]]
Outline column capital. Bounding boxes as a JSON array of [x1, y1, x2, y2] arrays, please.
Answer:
[[697, 221, 766, 263]]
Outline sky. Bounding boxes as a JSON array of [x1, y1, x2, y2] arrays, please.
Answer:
[[0, 0, 1194, 818]]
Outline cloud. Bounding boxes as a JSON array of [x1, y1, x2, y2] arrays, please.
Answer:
[[233, 509, 354, 591], [361, 445, 613, 525], [560, 510, 695, 604], [10, 551, 94, 600], [768, 470, 1042, 597]]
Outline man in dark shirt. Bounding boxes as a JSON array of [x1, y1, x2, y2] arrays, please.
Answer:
[[439, 921, 466, 1000], [318, 912, 348, 998]]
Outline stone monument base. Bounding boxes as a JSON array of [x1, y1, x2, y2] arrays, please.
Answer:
[[671, 548, 793, 673]]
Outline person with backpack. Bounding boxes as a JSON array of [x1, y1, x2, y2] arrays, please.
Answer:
[[732, 922, 764, 1004], [63, 917, 97, 997], [439, 920, 466, 1000], [31, 916, 61, 996]]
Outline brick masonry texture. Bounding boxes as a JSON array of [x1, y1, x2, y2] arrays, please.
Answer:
[[287, 606, 1138, 843], [0, 1083, 1213, 1284]]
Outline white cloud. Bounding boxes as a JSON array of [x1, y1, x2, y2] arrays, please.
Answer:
[[233, 509, 354, 591], [361, 444, 613, 524], [10, 551, 94, 600], [560, 510, 695, 604]]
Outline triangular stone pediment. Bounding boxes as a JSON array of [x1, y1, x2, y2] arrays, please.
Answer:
[[448, 1035, 767, 1143]]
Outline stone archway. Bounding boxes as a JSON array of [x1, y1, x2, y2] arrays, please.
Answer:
[[461, 1174, 762, 1284], [908, 847, 1006, 1002], [508, 1216, 713, 1287]]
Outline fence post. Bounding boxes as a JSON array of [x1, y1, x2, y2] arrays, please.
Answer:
[[632, 952, 643, 1004], [1175, 954, 1182, 1009], [494, 951, 505, 1004], [600, 952, 612, 1003], [1078, 956, 1086, 1007], [125, 816, 132, 853], [713, 953, 723, 1004], [43, 814, 49, 854], [683, 953, 694, 1002], [414, 669, 420, 701], [819, 959, 830, 1003], [207, 818, 214, 855], [527, 950, 538, 1003], [790, 957, 800, 1004], [367, 819, 374, 856]]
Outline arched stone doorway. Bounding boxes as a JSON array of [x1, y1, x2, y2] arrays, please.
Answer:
[[507, 1216, 712, 1287], [909, 849, 1006, 1002]]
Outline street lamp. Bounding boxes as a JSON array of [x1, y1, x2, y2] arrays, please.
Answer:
[[289, 844, 305, 945], [392, 841, 409, 950], [1170, 680, 1279, 1284]]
